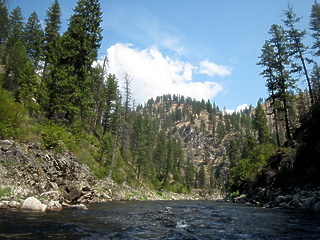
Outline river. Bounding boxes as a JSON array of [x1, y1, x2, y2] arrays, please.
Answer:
[[0, 200, 319, 239]]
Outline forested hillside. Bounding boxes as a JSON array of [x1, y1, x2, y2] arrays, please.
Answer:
[[1, 0, 320, 199]]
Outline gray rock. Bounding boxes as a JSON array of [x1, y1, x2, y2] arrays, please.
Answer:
[[1, 140, 13, 151], [279, 202, 289, 208], [273, 195, 292, 206], [300, 197, 314, 210], [21, 197, 47, 211], [0, 202, 8, 209], [63, 203, 88, 210], [47, 201, 62, 211], [67, 188, 83, 202], [8, 201, 21, 208], [40, 191, 61, 201], [314, 201, 320, 211], [234, 195, 249, 203], [5, 150, 14, 159]]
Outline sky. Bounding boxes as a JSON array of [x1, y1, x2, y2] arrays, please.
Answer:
[[9, 0, 316, 111]]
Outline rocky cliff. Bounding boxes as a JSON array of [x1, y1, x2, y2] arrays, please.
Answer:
[[0, 139, 105, 205]]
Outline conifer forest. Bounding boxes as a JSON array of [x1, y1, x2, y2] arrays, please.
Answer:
[[1, 0, 320, 198]]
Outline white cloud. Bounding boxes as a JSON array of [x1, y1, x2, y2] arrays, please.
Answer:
[[236, 104, 249, 112], [199, 60, 232, 77], [103, 43, 226, 104], [223, 104, 249, 115], [223, 109, 235, 115]]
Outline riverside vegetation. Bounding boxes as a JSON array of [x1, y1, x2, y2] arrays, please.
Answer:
[[1, 0, 320, 211]]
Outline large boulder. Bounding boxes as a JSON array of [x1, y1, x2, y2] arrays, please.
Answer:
[[21, 197, 47, 212]]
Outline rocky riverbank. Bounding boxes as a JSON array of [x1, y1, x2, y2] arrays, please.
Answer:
[[0, 140, 222, 211], [232, 187, 320, 211]]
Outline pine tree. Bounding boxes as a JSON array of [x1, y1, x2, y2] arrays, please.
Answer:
[[258, 24, 297, 142], [257, 40, 281, 146], [310, 63, 320, 100], [6, 42, 36, 104], [216, 120, 226, 142], [0, 1, 9, 45], [24, 11, 44, 68], [283, 5, 313, 104], [310, 0, 320, 56], [199, 165, 206, 189], [6, 6, 24, 51], [103, 74, 121, 135], [252, 102, 269, 144], [46, 0, 103, 124], [153, 130, 168, 183], [63, 0, 103, 82], [185, 160, 196, 190], [4, 7, 25, 94], [121, 73, 133, 159], [43, 0, 62, 72], [123, 73, 133, 122]]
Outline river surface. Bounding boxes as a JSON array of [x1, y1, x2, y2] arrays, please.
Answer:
[[0, 200, 320, 239]]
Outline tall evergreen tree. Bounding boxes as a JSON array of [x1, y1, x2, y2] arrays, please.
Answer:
[[0, 1, 9, 45], [283, 5, 313, 104], [252, 102, 269, 144], [6, 6, 24, 51], [4, 7, 25, 94], [103, 74, 121, 135], [24, 11, 44, 68], [310, 0, 320, 56], [64, 0, 103, 122], [310, 63, 320, 100], [258, 24, 297, 142], [197, 165, 206, 189], [47, 0, 103, 124], [257, 40, 281, 146], [43, 0, 62, 72], [123, 73, 133, 122]]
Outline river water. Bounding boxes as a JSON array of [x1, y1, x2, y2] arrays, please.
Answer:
[[0, 200, 320, 239]]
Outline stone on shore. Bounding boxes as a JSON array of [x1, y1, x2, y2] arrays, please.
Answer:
[[47, 201, 62, 211], [21, 197, 47, 212]]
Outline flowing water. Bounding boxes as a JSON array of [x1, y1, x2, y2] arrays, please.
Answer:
[[0, 200, 320, 239]]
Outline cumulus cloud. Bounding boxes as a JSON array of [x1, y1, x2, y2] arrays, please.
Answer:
[[236, 104, 249, 112], [102, 43, 228, 104], [224, 104, 249, 115], [199, 59, 232, 77]]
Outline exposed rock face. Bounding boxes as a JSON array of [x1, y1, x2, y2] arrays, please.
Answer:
[[173, 120, 230, 191], [0, 140, 104, 206], [21, 197, 47, 211]]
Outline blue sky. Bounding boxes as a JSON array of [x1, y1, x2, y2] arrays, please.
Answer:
[[10, 0, 315, 111]]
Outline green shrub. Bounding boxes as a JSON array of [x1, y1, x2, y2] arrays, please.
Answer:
[[0, 88, 27, 138], [0, 187, 11, 199], [41, 121, 76, 152]]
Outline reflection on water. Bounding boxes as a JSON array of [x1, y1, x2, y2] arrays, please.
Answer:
[[0, 201, 320, 239]]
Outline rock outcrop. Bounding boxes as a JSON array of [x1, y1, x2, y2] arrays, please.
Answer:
[[0, 139, 112, 210], [232, 187, 320, 212]]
